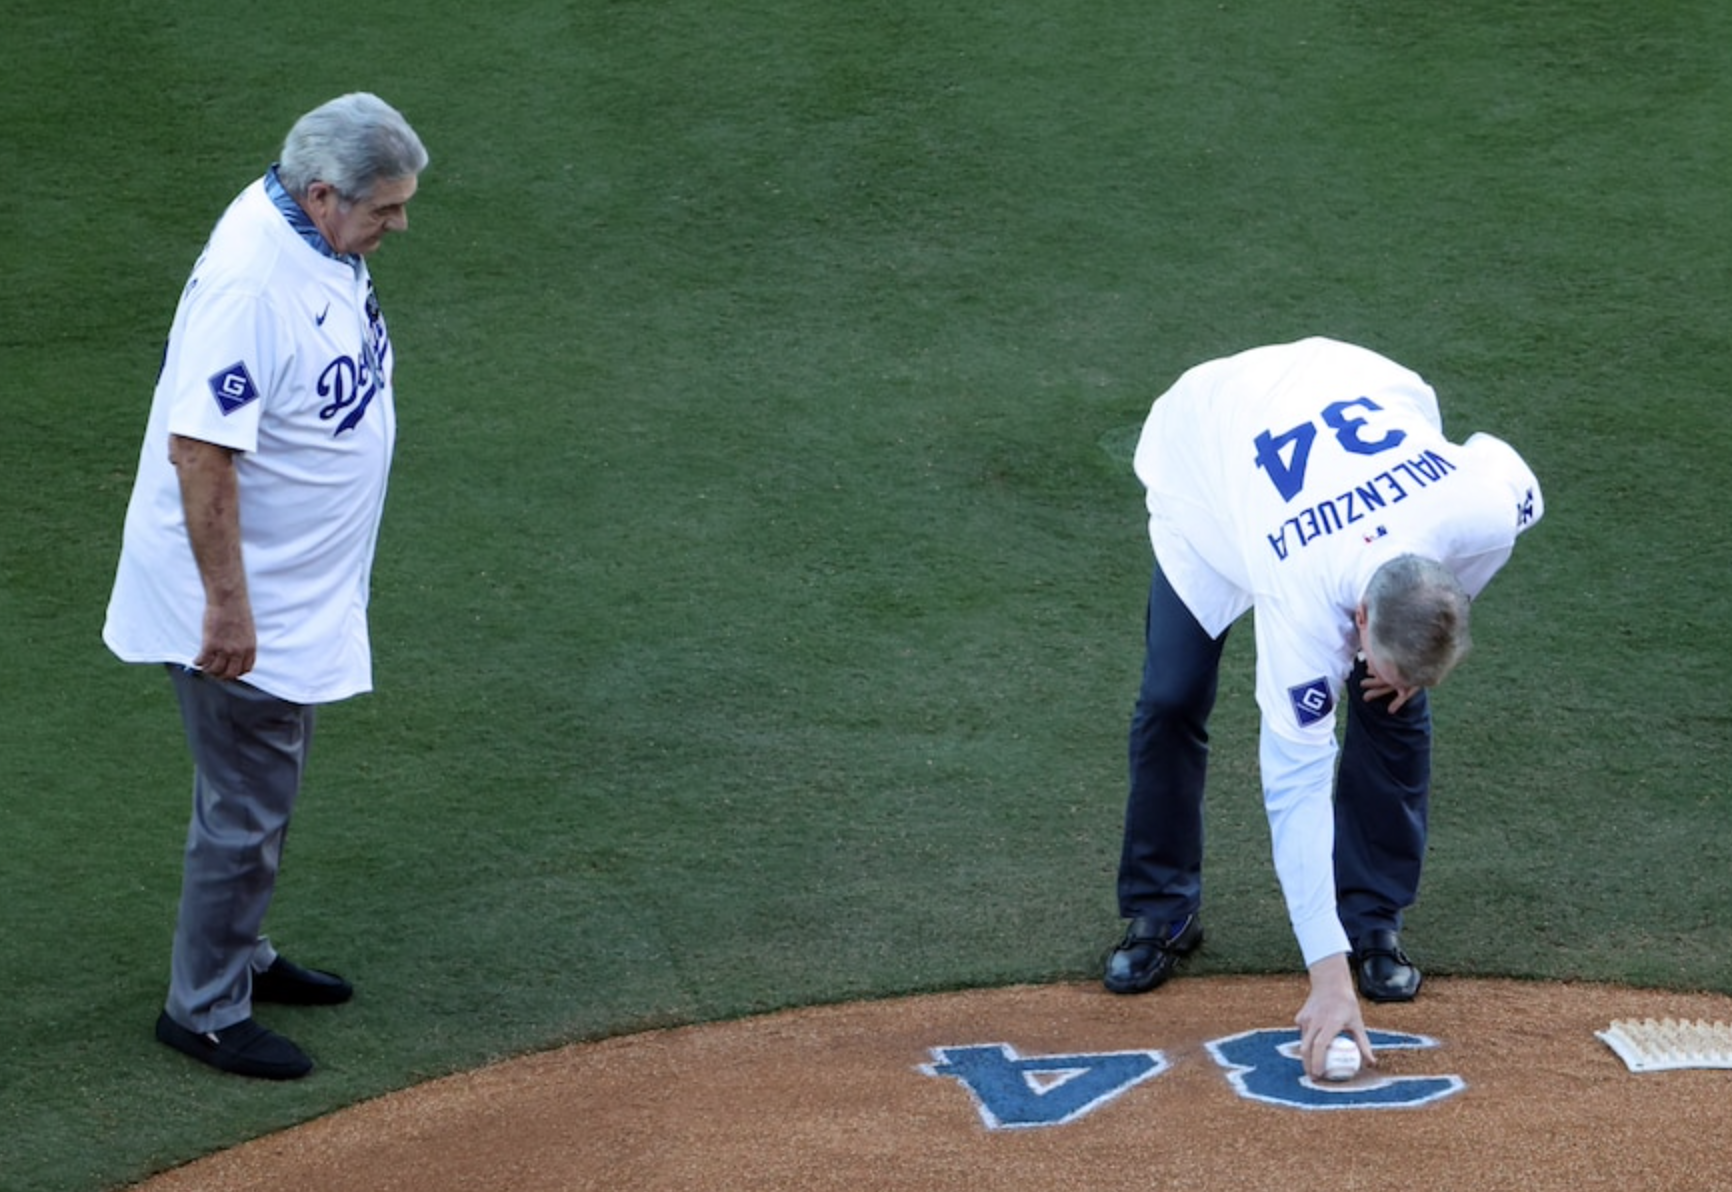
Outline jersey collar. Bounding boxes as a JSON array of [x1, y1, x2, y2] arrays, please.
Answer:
[[265, 165, 360, 268]]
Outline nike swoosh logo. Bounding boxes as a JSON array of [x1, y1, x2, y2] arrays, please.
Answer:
[[316, 304, 330, 326]]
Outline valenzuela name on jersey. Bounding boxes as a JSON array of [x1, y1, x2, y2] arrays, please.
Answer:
[[1265, 449, 1458, 561]]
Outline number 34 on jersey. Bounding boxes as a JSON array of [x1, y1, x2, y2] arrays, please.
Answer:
[[1253, 397, 1409, 502]]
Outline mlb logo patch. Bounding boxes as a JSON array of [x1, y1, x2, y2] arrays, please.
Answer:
[[1288, 678, 1334, 727], [208, 362, 260, 414]]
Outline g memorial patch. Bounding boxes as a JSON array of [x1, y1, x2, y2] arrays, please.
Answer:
[[1288, 677, 1334, 727], [209, 361, 260, 414]]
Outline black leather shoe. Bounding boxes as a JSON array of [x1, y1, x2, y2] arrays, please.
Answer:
[[1103, 915, 1203, 994], [155, 1011, 313, 1080], [253, 956, 354, 1006], [1351, 929, 1422, 1003]]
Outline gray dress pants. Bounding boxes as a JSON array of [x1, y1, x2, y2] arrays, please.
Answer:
[[164, 665, 316, 1032]]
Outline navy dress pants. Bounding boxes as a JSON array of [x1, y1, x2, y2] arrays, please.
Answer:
[[1117, 566, 1430, 946]]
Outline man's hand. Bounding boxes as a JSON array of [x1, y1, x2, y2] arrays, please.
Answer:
[[171, 435, 256, 680], [1294, 952, 1376, 1079], [195, 594, 257, 680], [1360, 669, 1419, 714]]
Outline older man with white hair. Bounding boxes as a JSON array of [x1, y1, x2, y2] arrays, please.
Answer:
[[1103, 337, 1543, 1081], [105, 93, 429, 1079]]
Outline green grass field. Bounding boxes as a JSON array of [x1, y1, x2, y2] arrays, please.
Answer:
[[3, 1, 1730, 1188]]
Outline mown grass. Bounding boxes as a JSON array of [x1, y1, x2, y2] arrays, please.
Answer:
[[1, 1, 1728, 1187]]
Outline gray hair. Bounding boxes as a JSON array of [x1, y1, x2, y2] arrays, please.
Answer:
[[1362, 554, 1473, 687], [278, 93, 429, 202]]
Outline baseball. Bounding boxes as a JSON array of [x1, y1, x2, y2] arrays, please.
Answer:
[[1322, 1035, 1362, 1081]]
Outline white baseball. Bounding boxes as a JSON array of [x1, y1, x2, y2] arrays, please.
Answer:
[[1322, 1035, 1362, 1081]]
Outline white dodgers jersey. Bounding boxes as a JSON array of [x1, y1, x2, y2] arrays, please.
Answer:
[[104, 175, 397, 704]]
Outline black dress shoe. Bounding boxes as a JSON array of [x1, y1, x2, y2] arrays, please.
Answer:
[[155, 1011, 313, 1080], [1351, 929, 1423, 1003], [1103, 914, 1204, 994], [253, 956, 354, 1006]]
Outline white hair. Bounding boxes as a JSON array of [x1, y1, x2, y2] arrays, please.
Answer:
[[278, 92, 428, 202], [1362, 554, 1473, 687]]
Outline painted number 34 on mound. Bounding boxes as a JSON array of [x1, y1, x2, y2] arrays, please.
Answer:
[[919, 1029, 1465, 1130]]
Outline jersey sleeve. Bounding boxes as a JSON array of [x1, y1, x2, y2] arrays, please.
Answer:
[[161, 278, 291, 453], [1259, 723, 1351, 965], [1425, 433, 1544, 598], [1251, 602, 1354, 966]]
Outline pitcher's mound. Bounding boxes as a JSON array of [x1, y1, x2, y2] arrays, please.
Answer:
[[134, 977, 1732, 1192]]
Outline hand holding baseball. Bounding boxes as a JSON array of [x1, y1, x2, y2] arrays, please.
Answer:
[[1297, 954, 1377, 1079]]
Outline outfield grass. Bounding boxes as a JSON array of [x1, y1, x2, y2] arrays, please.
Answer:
[[3, 1, 1730, 1188]]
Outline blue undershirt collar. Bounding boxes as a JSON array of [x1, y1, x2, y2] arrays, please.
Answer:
[[265, 165, 359, 268]]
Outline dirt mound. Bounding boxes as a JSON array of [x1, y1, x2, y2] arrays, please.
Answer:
[[134, 977, 1732, 1192]]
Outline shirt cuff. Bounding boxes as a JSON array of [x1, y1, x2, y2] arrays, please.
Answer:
[[1293, 913, 1351, 969]]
